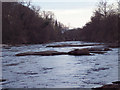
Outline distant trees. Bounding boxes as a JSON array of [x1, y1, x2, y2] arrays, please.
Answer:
[[63, 28, 82, 41], [81, 0, 119, 43], [2, 2, 66, 44], [63, 0, 119, 43], [2, 1, 119, 44]]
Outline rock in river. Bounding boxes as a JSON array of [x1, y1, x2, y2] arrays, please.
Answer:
[[88, 47, 111, 51], [107, 43, 119, 48], [46, 44, 104, 48], [16, 46, 111, 56], [16, 50, 67, 56], [92, 81, 120, 89], [0, 79, 6, 82], [68, 48, 90, 55], [16, 49, 92, 56], [87, 47, 111, 54]]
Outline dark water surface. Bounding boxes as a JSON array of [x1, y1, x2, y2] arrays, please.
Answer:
[[2, 41, 118, 88]]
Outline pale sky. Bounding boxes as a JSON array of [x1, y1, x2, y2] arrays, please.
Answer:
[[31, 0, 117, 29]]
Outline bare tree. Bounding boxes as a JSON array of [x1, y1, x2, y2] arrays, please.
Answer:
[[95, 0, 118, 18], [117, 0, 120, 14], [31, 5, 41, 14], [97, 0, 108, 18]]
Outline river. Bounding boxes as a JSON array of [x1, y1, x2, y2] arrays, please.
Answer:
[[2, 41, 118, 88]]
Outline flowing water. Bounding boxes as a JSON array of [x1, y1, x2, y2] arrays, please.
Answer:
[[1, 41, 118, 88]]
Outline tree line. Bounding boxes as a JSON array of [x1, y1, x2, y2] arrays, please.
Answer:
[[2, 2, 67, 44], [64, 0, 119, 43], [2, 0, 119, 44]]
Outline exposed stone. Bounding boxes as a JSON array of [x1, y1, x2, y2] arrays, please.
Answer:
[[17, 72, 38, 75], [68, 48, 90, 55], [46, 44, 104, 48], [104, 47, 112, 51], [91, 67, 109, 71], [112, 81, 120, 84], [90, 51, 107, 54], [5, 63, 20, 66], [92, 81, 120, 89], [88, 47, 111, 54], [15, 50, 67, 56], [0, 79, 6, 82], [88, 47, 103, 51], [107, 43, 119, 48], [16, 46, 112, 56]]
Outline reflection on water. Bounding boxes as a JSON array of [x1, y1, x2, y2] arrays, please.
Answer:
[[2, 41, 118, 88]]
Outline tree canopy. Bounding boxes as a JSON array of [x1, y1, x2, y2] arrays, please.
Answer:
[[64, 0, 119, 43], [2, 2, 66, 44], [2, 0, 119, 44]]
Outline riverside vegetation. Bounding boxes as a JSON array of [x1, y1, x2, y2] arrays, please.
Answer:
[[2, 0, 120, 44], [2, 0, 120, 89]]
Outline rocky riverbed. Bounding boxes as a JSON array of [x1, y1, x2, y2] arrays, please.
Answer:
[[2, 41, 119, 88]]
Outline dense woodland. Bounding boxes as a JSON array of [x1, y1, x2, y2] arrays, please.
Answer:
[[2, 2, 67, 44], [2, 1, 120, 44], [64, 1, 120, 43]]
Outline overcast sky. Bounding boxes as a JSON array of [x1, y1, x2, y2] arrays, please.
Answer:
[[31, 0, 117, 29]]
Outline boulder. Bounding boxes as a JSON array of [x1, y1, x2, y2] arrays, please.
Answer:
[[68, 48, 90, 55], [107, 43, 119, 48], [112, 81, 120, 84], [0, 79, 6, 82], [16, 49, 91, 56], [92, 81, 120, 89], [16, 51, 67, 56], [104, 47, 112, 51], [46, 44, 104, 48], [93, 84, 120, 89], [88, 47, 103, 51], [88, 47, 112, 54], [88, 47, 111, 51], [90, 51, 107, 54]]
